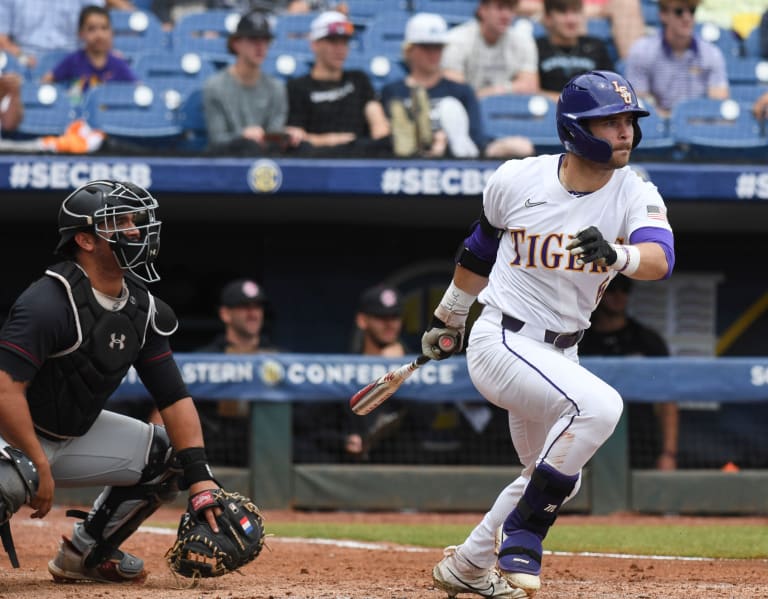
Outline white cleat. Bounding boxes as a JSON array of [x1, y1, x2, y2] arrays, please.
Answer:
[[432, 546, 529, 598], [499, 571, 541, 597]]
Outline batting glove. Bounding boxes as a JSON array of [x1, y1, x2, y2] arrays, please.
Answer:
[[566, 226, 617, 266], [421, 316, 463, 360]]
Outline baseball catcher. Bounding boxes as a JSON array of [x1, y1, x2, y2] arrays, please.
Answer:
[[166, 488, 265, 579]]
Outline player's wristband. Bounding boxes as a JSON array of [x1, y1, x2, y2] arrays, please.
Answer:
[[176, 447, 215, 489], [608, 244, 640, 276], [434, 280, 477, 328]]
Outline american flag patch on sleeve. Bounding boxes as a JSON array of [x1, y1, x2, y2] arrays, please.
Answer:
[[240, 516, 254, 535], [646, 205, 667, 222]]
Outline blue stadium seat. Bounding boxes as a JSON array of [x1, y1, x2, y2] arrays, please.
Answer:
[[171, 10, 241, 66], [697, 22, 743, 60], [27, 50, 70, 81], [729, 82, 768, 102], [743, 24, 764, 58], [132, 51, 217, 102], [110, 10, 166, 55], [175, 87, 208, 152], [346, 0, 408, 21], [271, 13, 318, 55], [641, 0, 661, 29], [17, 83, 76, 137], [669, 97, 768, 160], [586, 17, 618, 63], [633, 102, 676, 160], [479, 94, 562, 154], [360, 12, 412, 57], [344, 51, 408, 93], [0, 51, 24, 77], [411, 0, 476, 19], [82, 81, 182, 145], [725, 55, 768, 86], [261, 50, 313, 81]]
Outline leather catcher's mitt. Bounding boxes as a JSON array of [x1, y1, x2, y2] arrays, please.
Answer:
[[166, 488, 265, 578]]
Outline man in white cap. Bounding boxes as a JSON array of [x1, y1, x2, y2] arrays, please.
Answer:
[[285, 10, 392, 157]]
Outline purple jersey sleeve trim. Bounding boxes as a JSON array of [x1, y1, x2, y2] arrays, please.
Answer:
[[465, 220, 501, 263], [629, 226, 675, 279]]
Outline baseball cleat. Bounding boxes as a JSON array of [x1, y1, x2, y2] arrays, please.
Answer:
[[432, 545, 529, 598], [48, 536, 147, 584]]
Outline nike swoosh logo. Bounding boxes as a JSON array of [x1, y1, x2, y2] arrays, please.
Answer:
[[524, 198, 547, 208]]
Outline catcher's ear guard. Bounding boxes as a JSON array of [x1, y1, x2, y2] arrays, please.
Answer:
[[166, 489, 265, 579]]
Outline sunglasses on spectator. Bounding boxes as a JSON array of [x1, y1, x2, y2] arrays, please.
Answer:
[[668, 6, 696, 17]]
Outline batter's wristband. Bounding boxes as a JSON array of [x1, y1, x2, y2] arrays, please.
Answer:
[[175, 447, 215, 489]]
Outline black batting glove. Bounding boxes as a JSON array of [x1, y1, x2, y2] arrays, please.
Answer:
[[566, 226, 617, 266]]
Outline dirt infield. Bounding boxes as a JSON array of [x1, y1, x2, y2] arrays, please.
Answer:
[[1, 506, 766, 599]]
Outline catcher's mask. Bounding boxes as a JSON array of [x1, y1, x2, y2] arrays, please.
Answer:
[[556, 70, 649, 163], [55, 180, 162, 283]]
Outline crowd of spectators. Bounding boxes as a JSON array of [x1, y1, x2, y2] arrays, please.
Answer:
[[2, 0, 768, 158]]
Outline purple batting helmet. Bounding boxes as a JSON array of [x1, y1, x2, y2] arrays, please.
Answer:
[[556, 70, 649, 163]]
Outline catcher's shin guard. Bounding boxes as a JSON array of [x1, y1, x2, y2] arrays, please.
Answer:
[[0, 446, 39, 568], [71, 425, 180, 568], [498, 462, 579, 579]]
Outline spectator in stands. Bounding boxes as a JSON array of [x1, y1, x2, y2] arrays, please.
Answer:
[[579, 275, 679, 471], [293, 283, 410, 463], [0, 0, 134, 69], [518, 0, 645, 59], [41, 6, 137, 100], [381, 12, 534, 159], [442, 0, 540, 98], [624, 0, 729, 117], [0, 72, 22, 135], [759, 6, 768, 58], [285, 10, 392, 157], [536, 0, 615, 101], [149, 278, 276, 467], [197, 277, 276, 353], [694, 0, 767, 33], [203, 9, 297, 155], [752, 89, 768, 119]]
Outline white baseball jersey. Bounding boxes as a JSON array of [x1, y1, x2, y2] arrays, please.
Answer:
[[478, 153, 672, 333]]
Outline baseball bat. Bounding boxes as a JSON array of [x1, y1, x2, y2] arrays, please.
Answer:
[[349, 335, 456, 416]]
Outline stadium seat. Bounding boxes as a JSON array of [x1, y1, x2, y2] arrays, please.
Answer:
[[171, 10, 241, 66], [697, 22, 743, 60], [271, 13, 319, 55], [725, 55, 768, 86], [633, 102, 676, 160], [729, 82, 768, 102], [82, 81, 182, 146], [411, 0, 477, 19], [344, 51, 408, 93], [641, 0, 661, 29], [132, 51, 216, 104], [479, 93, 562, 154], [110, 10, 166, 55], [262, 50, 313, 81], [743, 24, 764, 58], [16, 83, 76, 137], [27, 50, 70, 81], [346, 0, 407, 21], [669, 97, 768, 160], [360, 12, 412, 57], [175, 87, 208, 153], [586, 17, 618, 62], [0, 51, 24, 77]]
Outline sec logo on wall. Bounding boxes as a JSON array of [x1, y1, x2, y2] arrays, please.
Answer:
[[248, 159, 283, 193]]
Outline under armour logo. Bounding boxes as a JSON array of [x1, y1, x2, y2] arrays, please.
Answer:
[[109, 333, 126, 350], [543, 503, 557, 513]]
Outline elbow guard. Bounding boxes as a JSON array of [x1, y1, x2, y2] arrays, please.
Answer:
[[455, 212, 502, 277]]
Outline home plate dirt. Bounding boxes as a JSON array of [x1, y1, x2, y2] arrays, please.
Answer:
[[0, 506, 765, 598]]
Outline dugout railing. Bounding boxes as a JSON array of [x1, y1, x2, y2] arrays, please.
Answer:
[[52, 354, 768, 515]]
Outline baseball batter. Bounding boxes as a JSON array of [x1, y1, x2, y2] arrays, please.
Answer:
[[0, 181, 221, 583], [423, 70, 675, 598]]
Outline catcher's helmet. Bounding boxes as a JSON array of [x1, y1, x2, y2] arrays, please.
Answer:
[[556, 70, 649, 163], [55, 180, 162, 282]]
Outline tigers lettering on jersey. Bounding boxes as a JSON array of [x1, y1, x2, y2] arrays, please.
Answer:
[[507, 229, 625, 273]]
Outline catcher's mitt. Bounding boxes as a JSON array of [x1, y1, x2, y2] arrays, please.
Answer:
[[166, 488, 265, 578]]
